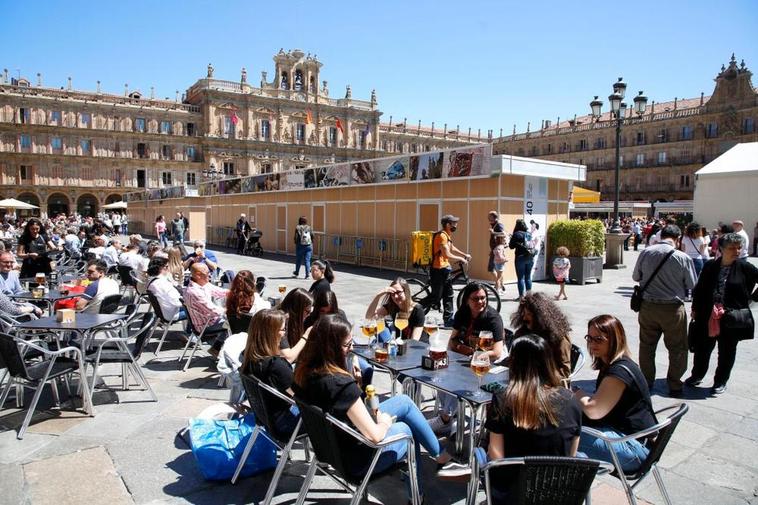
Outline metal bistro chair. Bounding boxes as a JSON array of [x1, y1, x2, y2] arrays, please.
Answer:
[[177, 314, 229, 372], [293, 397, 422, 505], [98, 293, 124, 315], [145, 291, 187, 356], [0, 332, 94, 439], [565, 344, 587, 387], [479, 456, 614, 505], [581, 403, 689, 505], [231, 373, 310, 503]]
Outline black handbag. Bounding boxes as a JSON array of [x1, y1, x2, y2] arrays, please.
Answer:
[[721, 308, 753, 329], [631, 249, 676, 313], [687, 320, 701, 352]]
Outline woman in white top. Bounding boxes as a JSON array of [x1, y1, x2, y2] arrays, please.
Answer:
[[680, 222, 707, 278]]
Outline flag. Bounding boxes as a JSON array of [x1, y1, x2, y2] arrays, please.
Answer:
[[335, 118, 344, 133], [230, 111, 239, 126], [305, 109, 313, 125]]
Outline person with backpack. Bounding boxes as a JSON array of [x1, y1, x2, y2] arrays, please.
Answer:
[[293, 216, 313, 279], [509, 218, 536, 301]]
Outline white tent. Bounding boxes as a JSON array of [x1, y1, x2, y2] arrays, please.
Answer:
[[0, 198, 39, 210], [694, 142, 758, 248], [102, 201, 127, 210]]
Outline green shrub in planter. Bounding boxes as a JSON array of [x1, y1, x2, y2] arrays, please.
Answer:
[[547, 220, 606, 257]]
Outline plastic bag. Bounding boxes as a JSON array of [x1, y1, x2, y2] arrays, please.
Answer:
[[188, 413, 277, 480]]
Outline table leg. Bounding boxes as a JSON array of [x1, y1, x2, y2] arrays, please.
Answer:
[[455, 398, 466, 455], [466, 402, 482, 505]]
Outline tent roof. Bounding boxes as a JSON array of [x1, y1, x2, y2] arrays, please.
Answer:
[[572, 186, 601, 203], [696, 142, 758, 175]]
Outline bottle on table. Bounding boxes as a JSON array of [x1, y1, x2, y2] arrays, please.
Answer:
[[365, 385, 379, 421]]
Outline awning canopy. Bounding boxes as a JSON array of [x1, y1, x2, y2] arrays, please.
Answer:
[[696, 142, 758, 176], [572, 186, 601, 203], [102, 201, 127, 209], [0, 198, 39, 210]]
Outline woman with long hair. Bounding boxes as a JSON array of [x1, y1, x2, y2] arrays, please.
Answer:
[[226, 270, 271, 334], [165, 246, 185, 285], [508, 218, 533, 301], [278, 288, 313, 363], [17, 217, 58, 278], [365, 277, 425, 342], [241, 309, 300, 437], [309, 259, 334, 297], [680, 222, 708, 278], [439, 334, 582, 497], [293, 315, 446, 501], [430, 282, 505, 436], [574, 315, 657, 472], [511, 291, 573, 379]]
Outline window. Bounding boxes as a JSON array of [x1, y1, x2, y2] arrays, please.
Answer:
[[329, 127, 338, 145], [223, 116, 235, 138], [743, 118, 755, 134], [359, 130, 367, 148], [705, 123, 718, 138], [20, 165, 31, 180], [162, 172, 172, 186], [680, 125, 694, 140], [223, 161, 234, 176], [135, 118, 146, 132], [594, 137, 606, 149], [80, 139, 91, 155], [50, 111, 61, 125], [19, 108, 30, 124], [529, 145, 538, 156], [411, 143, 418, 153], [294, 69, 304, 91], [81, 113, 91, 128], [114, 142, 120, 155], [261, 163, 272, 174], [160, 121, 172, 134], [657, 128, 668, 142], [137, 169, 146, 188], [186, 146, 196, 160], [137, 143, 148, 158], [296, 123, 305, 141], [19, 134, 31, 149], [657, 152, 667, 165], [186, 172, 196, 186], [51, 137, 63, 152], [261, 120, 270, 140], [636, 131, 646, 145], [187, 122, 195, 136], [161, 145, 172, 159], [680, 174, 690, 187], [578, 139, 588, 150], [635, 153, 645, 167], [114, 168, 121, 186]]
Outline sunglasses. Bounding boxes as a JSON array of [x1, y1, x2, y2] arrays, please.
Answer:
[[584, 334, 608, 344]]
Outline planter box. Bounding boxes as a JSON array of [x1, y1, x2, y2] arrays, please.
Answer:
[[552, 256, 603, 285]]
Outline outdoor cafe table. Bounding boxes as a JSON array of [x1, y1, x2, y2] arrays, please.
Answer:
[[400, 350, 508, 505], [15, 313, 128, 349], [11, 289, 82, 316], [351, 340, 429, 395]]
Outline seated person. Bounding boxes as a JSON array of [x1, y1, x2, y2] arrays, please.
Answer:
[[239, 309, 300, 434], [75, 259, 120, 313], [128, 234, 147, 255], [118, 243, 143, 271], [63, 227, 82, 259], [183, 240, 219, 273], [439, 334, 581, 500], [431, 282, 504, 436], [365, 277, 425, 342], [574, 315, 657, 472], [102, 239, 122, 269], [146, 256, 186, 322], [0, 251, 24, 295], [226, 270, 270, 333], [278, 288, 312, 363], [87, 237, 106, 259], [183, 262, 229, 357], [0, 289, 42, 321], [135, 241, 162, 293], [293, 315, 447, 503]]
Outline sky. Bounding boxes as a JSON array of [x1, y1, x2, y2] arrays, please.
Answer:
[[1, 0, 757, 134]]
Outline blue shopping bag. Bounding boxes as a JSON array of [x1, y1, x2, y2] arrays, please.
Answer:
[[188, 413, 277, 480]]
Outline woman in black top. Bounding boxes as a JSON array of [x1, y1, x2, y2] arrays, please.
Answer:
[[242, 309, 299, 438], [574, 315, 657, 472], [303, 290, 348, 330], [293, 315, 446, 501], [278, 288, 312, 363], [687, 233, 758, 395], [17, 218, 58, 278], [308, 259, 334, 297], [365, 277, 425, 342], [508, 218, 533, 301]]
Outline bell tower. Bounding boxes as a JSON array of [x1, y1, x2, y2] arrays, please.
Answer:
[[273, 49, 322, 95]]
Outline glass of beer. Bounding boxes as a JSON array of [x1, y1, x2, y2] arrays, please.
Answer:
[[32, 286, 44, 299], [424, 315, 439, 337], [35, 273, 46, 286], [394, 313, 409, 332], [374, 345, 389, 363], [278, 284, 287, 295], [376, 318, 386, 334], [470, 350, 491, 397], [478, 331, 494, 351]]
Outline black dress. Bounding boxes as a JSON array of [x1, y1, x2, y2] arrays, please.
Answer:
[[19, 234, 52, 278]]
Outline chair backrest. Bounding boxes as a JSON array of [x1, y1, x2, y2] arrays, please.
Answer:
[[240, 372, 288, 442], [99, 294, 123, 314], [514, 456, 602, 505], [0, 333, 30, 380], [145, 291, 169, 323], [569, 344, 585, 379], [629, 403, 689, 479], [128, 311, 157, 360], [293, 397, 356, 478], [118, 265, 135, 287]]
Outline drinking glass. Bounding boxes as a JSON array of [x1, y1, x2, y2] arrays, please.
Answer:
[[278, 284, 287, 295], [470, 351, 491, 398], [376, 318, 386, 334], [423, 315, 440, 337], [394, 313, 409, 332], [360, 318, 377, 345], [477, 331, 494, 351]]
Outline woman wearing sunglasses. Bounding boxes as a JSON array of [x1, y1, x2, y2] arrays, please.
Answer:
[[573, 314, 657, 472]]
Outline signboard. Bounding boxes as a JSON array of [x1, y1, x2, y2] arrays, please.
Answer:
[[524, 175, 548, 281]]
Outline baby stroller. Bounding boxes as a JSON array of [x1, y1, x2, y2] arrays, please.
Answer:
[[244, 230, 264, 257]]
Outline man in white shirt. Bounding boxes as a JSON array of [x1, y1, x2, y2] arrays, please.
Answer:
[[146, 257, 186, 322], [76, 260, 120, 313], [732, 220, 750, 259], [102, 239, 122, 269], [88, 237, 106, 259]]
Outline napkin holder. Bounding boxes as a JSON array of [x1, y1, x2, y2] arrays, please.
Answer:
[[56, 309, 76, 324], [421, 350, 448, 370]]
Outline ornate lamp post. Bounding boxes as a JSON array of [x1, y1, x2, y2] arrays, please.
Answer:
[[202, 162, 222, 179], [590, 78, 647, 267]]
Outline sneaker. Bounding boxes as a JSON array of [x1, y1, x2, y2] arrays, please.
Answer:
[[684, 376, 702, 387], [292, 272, 299, 278], [437, 461, 472, 481], [711, 384, 727, 395], [428, 415, 453, 436]]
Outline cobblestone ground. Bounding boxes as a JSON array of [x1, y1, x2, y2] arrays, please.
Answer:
[[1, 245, 756, 505]]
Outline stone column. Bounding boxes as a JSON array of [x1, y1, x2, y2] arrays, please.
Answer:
[[604, 232, 627, 269]]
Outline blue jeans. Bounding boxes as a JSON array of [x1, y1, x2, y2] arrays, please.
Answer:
[[515, 255, 534, 297], [368, 395, 441, 497], [159, 232, 169, 247], [475, 447, 511, 504], [578, 427, 649, 472], [691, 257, 704, 278], [294, 244, 312, 277]]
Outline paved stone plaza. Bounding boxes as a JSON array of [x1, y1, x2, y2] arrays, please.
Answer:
[[1, 247, 757, 505]]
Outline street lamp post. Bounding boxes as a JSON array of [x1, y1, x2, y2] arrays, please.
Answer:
[[590, 78, 647, 267]]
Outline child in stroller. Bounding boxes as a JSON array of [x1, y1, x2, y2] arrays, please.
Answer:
[[243, 230, 264, 256]]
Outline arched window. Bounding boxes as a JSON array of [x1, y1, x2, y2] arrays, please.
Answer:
[[280, 71, 289, 90], [294, 70, 304, 91]]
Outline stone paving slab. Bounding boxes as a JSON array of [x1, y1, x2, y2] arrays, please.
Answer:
[[0, 462, 25, 505]]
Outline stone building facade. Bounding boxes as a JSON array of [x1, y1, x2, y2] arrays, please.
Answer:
[[0, 49, 478, 216], [493, 55, 758, 203]]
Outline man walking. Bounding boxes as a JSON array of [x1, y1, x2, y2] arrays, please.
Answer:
[[235, 214, 251, 254], [487, 211, 505, 287], [421, 215, 471, 326], [632, 220, 642, 251], [171, 213, 185, 246], [732, 220, 749, 260], [632, 224, 697, 396]]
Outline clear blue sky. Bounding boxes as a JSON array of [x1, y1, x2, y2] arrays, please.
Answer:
[[2, 0, 756, 134]]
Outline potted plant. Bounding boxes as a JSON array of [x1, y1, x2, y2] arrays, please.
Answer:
[[547, 220, 605, 285]]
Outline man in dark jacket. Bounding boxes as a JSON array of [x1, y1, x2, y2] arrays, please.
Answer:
[[235, 214, 251, 254]]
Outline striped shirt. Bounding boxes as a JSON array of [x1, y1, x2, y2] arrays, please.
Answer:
[[184, 280, 228, 330]]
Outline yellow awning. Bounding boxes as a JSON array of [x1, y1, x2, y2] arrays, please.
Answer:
[[572, 186, 601, 203]]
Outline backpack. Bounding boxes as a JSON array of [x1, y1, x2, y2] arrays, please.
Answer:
[[299, 227, 312, 246], [493, 244, 507, 264]]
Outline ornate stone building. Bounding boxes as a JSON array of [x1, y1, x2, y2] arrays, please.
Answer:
[[0, 49, 479, 216], [493, 55, 758, 203]]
